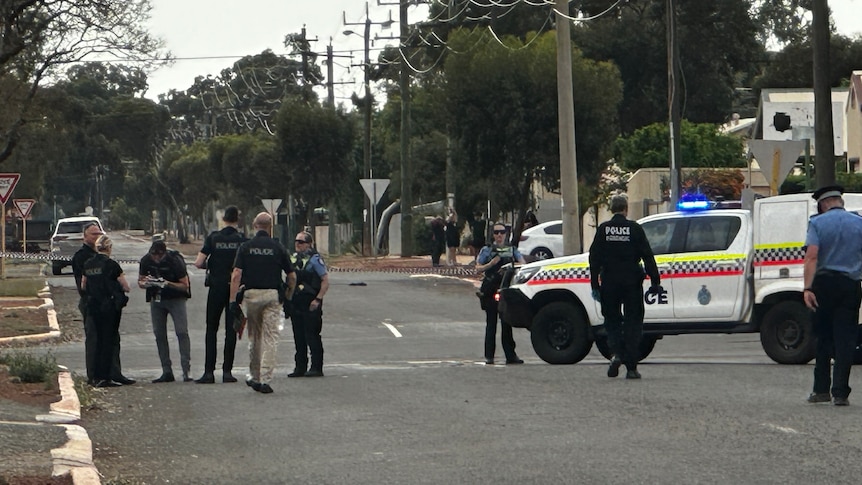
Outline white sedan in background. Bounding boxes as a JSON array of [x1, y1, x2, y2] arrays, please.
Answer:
[[517, 220, 563, 261]]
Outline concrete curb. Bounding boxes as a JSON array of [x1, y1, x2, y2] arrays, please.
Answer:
[[0, 286, 100, 483]]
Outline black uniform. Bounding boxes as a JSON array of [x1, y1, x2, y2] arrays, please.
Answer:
[[83, 254, 124, 383], [288, 249, 326, 375], [72, 243, 98, 381], [200, 226, 247, 376], [589, 213, 660, 372]]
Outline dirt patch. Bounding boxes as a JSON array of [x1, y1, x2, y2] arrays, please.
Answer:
[[0, 366, 60, 408], [0, 300, 51, 339]]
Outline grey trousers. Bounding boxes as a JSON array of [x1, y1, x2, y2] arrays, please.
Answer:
[[150, 298, 191, 376]]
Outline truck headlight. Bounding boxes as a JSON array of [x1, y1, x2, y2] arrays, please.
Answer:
[[512, 266, 540, 285]]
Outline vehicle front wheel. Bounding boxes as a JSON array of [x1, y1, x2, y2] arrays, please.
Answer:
[[530, 247, 554, 261], [52, 261, 63, 276], [530, 302, 591, 365], [594, 334, 657, 362], [760, 300, 815, 364]]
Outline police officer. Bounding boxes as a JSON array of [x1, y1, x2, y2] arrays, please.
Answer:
[[589, 194, 660, 379], [803, 185, 862, 406], [138, 240, 192, 383], [229, 212, 296, 394], [476, 223, 526, 365], [72, 223, 134, 385], [193, 206, 247, 384], [287, 231, 330, 378], [81, 235, 131, 387]]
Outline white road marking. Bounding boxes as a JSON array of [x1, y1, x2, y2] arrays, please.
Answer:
[[763, 423, 800, 434], [382, 321, 402, 338]]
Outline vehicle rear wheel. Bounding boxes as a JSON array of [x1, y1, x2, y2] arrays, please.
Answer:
[[530, 302, 591, 365], [594, 334, 657, 362], [760, 300, 815, 364], [530, 247, 554, 261], [52, 261, 63, 276]]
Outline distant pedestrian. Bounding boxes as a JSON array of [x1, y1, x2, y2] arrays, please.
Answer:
[[193, 206, 247, 384], [229, 212, 296, 394], [476, 223, 526, 365], [803, 185, 862, 406], [430, 216, 446, 267], [589, 194, 661, 380], [82, 235, 130, 388], [445, 211, 460, 266], [138, 240, 192, 383]]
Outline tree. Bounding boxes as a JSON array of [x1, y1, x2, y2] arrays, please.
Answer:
[[0, 0, 166, 164], [444, 29, 622, 225], [754, 34, 862, 90], [615, 120, 746, 172], [276, 98, 355, 231], [574, 0, 763, 133]]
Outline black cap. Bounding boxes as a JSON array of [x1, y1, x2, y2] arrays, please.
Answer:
[[812, 185, 844, 202], [223, 206, 239, 223], [149, 240, 167, 255]]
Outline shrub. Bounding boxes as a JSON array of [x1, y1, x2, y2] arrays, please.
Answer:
[[0, 351, 58, 384]]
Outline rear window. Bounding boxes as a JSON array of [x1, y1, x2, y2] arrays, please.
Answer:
[[544, 223, 562, 235], [56, 221, 97, 235], [683, 216, 741, 252]]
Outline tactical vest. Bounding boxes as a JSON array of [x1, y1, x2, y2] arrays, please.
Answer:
[[290, 250, 323, 299], [236, 232, 291, 290]]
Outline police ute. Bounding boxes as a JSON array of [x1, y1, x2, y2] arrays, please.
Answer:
[[497, 192, 862, 365]]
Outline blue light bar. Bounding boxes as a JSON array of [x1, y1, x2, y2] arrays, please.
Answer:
[[677, 194, 710, 211]]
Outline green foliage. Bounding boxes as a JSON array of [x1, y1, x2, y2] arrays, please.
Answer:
[[276, 98, 355, 227], [614, 120, 746, 172], [782, 172, 862, 195], [754, 34, 862, 90], [444, 29, 622, 217], [575, 0, 763, 132], [0, 351, 58, 384], [413, 217, 433, 257]]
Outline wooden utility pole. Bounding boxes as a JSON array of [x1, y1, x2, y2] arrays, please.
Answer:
[[812, 0, 835, 188], [399, 0, 414, 257], [555, 0, 581, 254], [667, 0, 681, 207]]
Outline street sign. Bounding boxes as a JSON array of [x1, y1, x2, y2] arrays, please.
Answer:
[[0, 173, 20, 204], [360, 179, 390, 205], [748, 140, 805, 194], [260, 198, 283, 216], [13, 199, 35, 219]]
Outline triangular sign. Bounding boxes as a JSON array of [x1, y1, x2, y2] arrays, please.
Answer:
[[748, 140, 805, 194], [13, 199, 36, 219], [360, 179, 390, 205], [0, 173, 21, 204]]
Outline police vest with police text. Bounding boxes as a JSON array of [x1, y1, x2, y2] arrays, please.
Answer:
[[290, 249, 323, 299], [205, 226, 246, 286]]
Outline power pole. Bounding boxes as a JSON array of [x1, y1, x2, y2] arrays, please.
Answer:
[[667, 0, 682, 207], [555, 0, 581, 254], [399, 0, 413, 257], [344, 2, 393, 255], [812, 0, 835, 188]]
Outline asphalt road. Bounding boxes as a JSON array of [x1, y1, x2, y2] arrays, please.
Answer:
[[43, 234, 862, 484]]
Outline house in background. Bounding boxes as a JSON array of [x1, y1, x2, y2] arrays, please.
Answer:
[[847, 71, 862, 171]]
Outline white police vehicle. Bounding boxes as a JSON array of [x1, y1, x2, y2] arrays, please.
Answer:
[[497, 193, 862, 365]]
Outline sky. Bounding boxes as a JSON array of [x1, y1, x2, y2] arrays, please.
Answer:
[[143, 0, 862, 103]]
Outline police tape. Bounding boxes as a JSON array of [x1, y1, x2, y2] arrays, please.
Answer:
[[0, 251, 480, 275]]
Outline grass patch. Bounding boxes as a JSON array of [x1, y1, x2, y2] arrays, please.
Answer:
[[0, 350, 58, 384], [72, 373, 96, 409]]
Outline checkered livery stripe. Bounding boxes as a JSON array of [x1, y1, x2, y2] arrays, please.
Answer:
[[753, 243, 805, 267], [526, 255, 746, 285]]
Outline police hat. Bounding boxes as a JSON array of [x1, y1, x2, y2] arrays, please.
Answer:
[[812, 185, 844, 202], [223, 206, 239, 223]]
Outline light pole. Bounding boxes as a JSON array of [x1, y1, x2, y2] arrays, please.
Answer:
[[344, 2, 393, 255]]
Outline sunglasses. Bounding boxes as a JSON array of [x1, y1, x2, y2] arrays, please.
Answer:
[[493, 230, 506, 235], [295, 240, 309, 244], [150, 251, 166, 257]]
